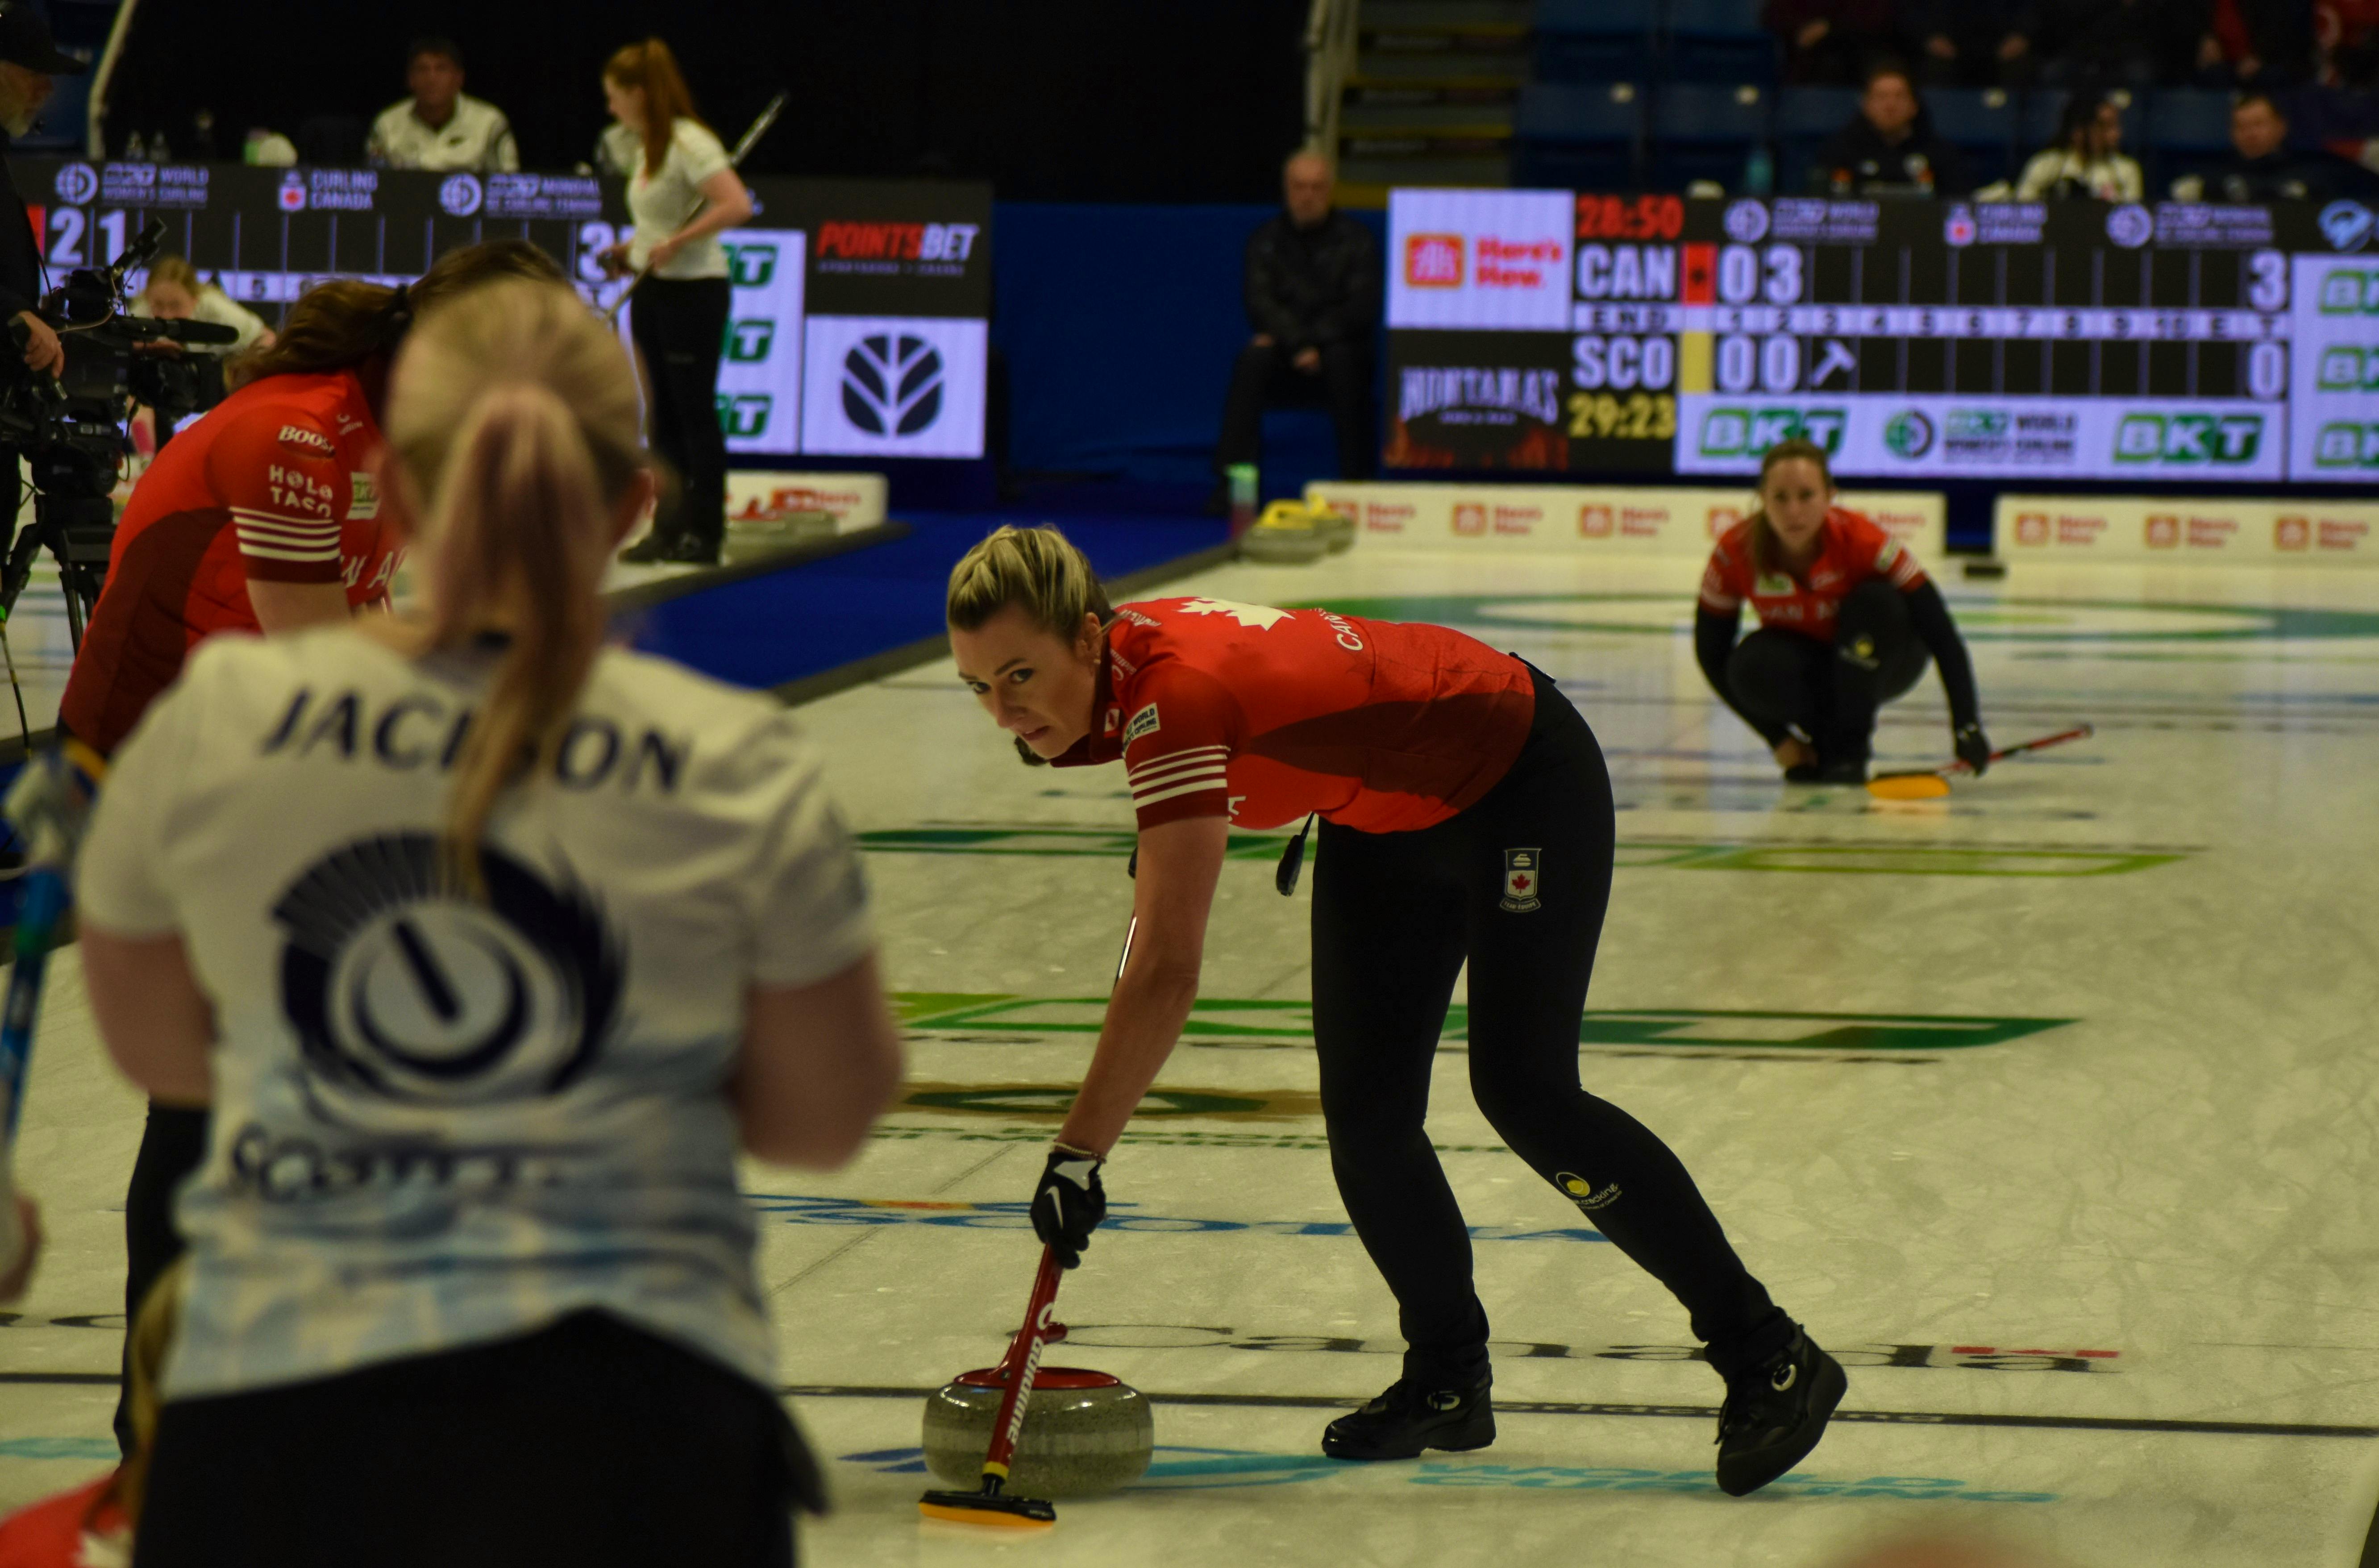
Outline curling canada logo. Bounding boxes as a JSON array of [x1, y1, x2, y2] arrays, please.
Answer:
[[1500, 848, 1542, 913]]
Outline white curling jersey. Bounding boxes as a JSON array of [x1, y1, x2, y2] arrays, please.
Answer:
[[77, 626, 873, 1399]]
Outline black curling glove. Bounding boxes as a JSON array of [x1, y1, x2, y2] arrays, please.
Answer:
[[1954, 722, 1991, 776], [1031, 1143, 1106, 1269]]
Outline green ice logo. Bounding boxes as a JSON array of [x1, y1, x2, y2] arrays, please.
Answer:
[[725, 243, 778, 288], [2113, 413, 2262, 465], [2313, 423, 2379, 469], [724, 319, 774, 363], [716, 393, 772, 438], [2317, 268, 2379, 314], [2315, 346, 2379, 391], [1697, 407, 1846, 459]]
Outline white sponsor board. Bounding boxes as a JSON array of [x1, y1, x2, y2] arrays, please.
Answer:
[[724, 471, 887, 533], [713, 230, 807, 457], [1304, 480, 1947, 564], [799, 315, 989, 459], [1993, 495, 2379, 564], [1673, 395, 2290, 483], [1386, 189, 1575, 332]]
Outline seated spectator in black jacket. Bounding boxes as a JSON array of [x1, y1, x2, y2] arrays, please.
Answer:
[[1813, 64, 1976, 193], [2038, 0, 2208, 87], [2175, 90, 2343, 197], [1766, 0, 1903, 83], [1215, 149, 1380, 491], [1909, 0, 2041, 84]]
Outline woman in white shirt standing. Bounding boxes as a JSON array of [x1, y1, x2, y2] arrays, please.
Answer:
[[2015, 91, 2145, 201], [599, 37, 753, 567], [78, 279, 901, 1566]]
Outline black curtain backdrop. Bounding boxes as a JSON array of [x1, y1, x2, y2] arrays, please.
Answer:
[[104, 0, 1307, 201]]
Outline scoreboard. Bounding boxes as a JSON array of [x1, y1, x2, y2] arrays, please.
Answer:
[[1386, 189, 2379, 485], [14, 158, 993, 460]]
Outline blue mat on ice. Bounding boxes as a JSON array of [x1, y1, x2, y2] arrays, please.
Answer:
[[621, 511, 1228, 696]]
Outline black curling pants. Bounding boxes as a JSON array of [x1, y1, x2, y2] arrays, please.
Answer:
[[1310, 667, 1790, 1389], [1216, 340, 1375, 481], [630, 275, 732, 552], [1726, 580, 1928, 761], [117, 1101, 209, 1453]]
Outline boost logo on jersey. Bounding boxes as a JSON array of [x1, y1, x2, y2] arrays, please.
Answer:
[[274, 834, 624, 1123], [842, 334, 944, 436]]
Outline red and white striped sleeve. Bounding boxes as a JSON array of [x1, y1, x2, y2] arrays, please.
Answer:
[[1855, 515, 1930, 592], [1120, 668, 1238, 830], [205, 405, 350, 585]]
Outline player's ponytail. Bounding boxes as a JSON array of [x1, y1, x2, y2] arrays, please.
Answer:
[[1743, 437, 1836, 574], [945, 524, 1114, 640], [385, 281, 645, 895]]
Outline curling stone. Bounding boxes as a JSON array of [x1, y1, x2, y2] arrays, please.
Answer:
[[1310, 504, 1355, 552], [723, 508, 839, 565], [1239, 500, 1331, 565], [922, 1366, 1154, 1496]]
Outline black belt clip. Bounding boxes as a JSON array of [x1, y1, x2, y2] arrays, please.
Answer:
[[1274, 813, 1315, 897]]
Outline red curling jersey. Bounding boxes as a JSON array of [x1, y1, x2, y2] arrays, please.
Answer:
[[1049, 596, 1535, 833], [61, 369, 401, 753], [1697, 506, 1927, 643]]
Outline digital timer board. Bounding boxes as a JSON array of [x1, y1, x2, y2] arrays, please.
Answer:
[[1385, 189, 2379, 484], [15, 158, 992, 460]]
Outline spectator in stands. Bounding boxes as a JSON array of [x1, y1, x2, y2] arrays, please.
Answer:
[[367, 37, 519, 172], [1813, 63, 1975, 193], [1909, 0, 2041, 85], [1214, 149, 1379, 501], [2037, 0, 2209, 87], [1767, 0, 1903, 83], [2192, 0, 2313, 85], [2014, 90, 2144, 195], [2317, 0, 2379, 85], [2176, 89, 2337, 195]]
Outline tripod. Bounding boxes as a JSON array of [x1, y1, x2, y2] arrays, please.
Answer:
[[0, 455, 115, 745]]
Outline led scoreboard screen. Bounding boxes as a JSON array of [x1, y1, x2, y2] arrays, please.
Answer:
[[16, 158, 992, 460], [1386, 189, 2379, 484]]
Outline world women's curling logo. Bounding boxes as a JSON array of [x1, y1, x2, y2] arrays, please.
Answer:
[[274, 834, 623, 1117]]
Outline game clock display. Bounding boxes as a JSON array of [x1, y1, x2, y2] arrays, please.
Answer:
[[1385, 188, 2379, 484], [18, 158, 993, 461]]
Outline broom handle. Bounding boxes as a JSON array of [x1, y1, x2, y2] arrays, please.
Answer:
[[978, 1245, 1066, 1488], [1951, 723, 2095, 776]]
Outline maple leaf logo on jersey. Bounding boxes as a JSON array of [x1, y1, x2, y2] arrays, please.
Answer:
[[1180, 598, 1292, 631]]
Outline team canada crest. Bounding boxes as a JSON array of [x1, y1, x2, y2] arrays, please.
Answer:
[[1500, 848, 1542, 913]]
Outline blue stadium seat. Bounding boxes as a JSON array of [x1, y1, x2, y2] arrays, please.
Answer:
[[1774, 85, 1859, 193], [1925, 87, 2018, 187], [2142, 88, 2237, 195], [1649, 83, 1770, 191], [1514, 82, 1646, 190], [1664, 0, 1778, 84], [2022, 88, 2147, 153], [1533, 0, 1660, 84]]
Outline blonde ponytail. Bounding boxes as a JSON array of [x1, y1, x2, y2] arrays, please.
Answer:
[[385, 281, 644, 894]]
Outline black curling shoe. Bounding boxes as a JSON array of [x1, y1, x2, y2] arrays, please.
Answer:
[[1322, 1376, 1496, 1461], [1715, 1327, 1848, 1496]]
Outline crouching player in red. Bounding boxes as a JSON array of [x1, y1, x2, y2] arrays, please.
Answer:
[[945, 525, 1846, 1497], [1696, 439, 1988, 784]]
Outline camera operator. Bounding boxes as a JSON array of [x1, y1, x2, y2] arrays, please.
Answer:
[[0, 10, 88, 382], [55, 238, 567, 1453]]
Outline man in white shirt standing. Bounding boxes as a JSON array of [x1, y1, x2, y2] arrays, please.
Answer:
[[366, 37, 519, 173]]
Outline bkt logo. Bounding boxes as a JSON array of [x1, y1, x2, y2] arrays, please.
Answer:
[[2317, 269, 2379, 314], [842, 334, 944, 436], [2112, 413, 2261, 465], [1697, 407, 1846, 458], [724, 319, 774, 364], [715, 394, 773, 439], [725, 243, 778, 289], [1405, 233, 1463, 288], [2313, 422, 2379, 469], [2315, 346, 2379, 391]]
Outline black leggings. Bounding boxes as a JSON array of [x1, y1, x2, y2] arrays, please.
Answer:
[[1311, 668, 1790, 1387], [629, 275, 732, 551], [1727, 579, 1928, 759], [137, 1311, 812, 1568], [118, 1101, 208, 1453]]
